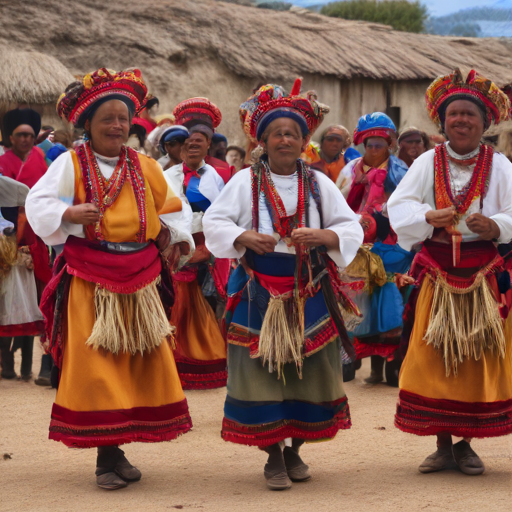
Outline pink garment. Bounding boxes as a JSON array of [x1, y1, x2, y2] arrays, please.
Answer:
[[0, 147, 48, 189], [361, 167, 387, 214]]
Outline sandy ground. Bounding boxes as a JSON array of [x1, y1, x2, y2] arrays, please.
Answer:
[[1, 343, 511, 512]]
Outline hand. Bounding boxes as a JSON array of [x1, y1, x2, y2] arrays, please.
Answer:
[[187, 244, 211, 264], [466, 213, 500, 240], [62, 203, 100, 225], [234, 230, 277, 255], [161, 242, 191, 271], [291, 228, 339, 250], [425, 207, 456, 228]]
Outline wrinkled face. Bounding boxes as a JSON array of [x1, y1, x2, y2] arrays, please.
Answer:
[[165, 140, 184, 164], [399, 135, 425, 160], [444, 99, 484, 152], [86, 99, 130, 157], [10, 124, 35, 155], [183, 132, 209, 168], [321, 132, 345, 160], [364, 136, 389, 164], [261, 117, 306, 170], [226, 149, 243, 171]]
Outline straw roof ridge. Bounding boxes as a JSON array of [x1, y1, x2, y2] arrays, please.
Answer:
[[0, 48, 74, 104], [0, 0, 511, 86]]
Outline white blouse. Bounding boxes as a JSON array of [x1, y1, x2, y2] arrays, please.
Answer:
[[164, 161, 224, 235], [202, 167, 363, 269], [387, 145, 512, 251]]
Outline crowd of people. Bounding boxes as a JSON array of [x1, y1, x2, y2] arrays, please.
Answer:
[[1, 65, 512, 491]]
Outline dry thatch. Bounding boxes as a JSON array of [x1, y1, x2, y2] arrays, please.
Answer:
[[0, 49, 74, 105], [1, 0, 511, 88]]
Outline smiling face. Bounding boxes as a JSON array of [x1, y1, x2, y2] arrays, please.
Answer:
[[85, 99, 130, 157], [444, 99, 485, 154], [261, 117, 306, 175], [183, 132, 210, 170]]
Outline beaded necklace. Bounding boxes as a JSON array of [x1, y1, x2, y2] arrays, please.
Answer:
[[434, 142, 493, 266], [76, 141, 147, 242], [434, 143, 493, 214]]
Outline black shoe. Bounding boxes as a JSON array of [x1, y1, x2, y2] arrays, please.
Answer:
[[1, 371, 17, 380], [35, 375, 52, 386]]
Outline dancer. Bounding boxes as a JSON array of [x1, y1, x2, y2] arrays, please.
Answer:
[[164, 125, 228, 389], [203, 79, 363, 490], [25, 68, 192, 490], [388, 68, 512, 475]]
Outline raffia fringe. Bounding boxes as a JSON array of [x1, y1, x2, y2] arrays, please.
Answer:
[[0, 234, 18, 279], [255, 293, 307, 380], [86, 276, 174, 355], [424, 271, 505, 377]]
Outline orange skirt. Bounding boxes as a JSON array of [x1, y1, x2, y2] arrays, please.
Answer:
[[395, 277, 512, 438], [171, 280, 227, 389], [50, 276, 192, 448]]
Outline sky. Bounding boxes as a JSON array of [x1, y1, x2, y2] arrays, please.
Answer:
[[424, 0, 509, 16], [291, 0, 511, 17]]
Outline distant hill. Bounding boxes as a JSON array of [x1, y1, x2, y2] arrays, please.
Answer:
[[222, 1, 512, 37], [426, 6, 512, 37]]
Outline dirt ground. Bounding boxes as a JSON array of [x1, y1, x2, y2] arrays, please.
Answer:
[[1, 343, 511, 512]]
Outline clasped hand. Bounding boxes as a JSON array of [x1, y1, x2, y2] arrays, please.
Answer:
[[63, 203, 100, 225]]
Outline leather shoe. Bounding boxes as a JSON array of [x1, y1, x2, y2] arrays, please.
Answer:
[[283, 446, 311, 482], [115, 449, 142, 482], [452, 441, 485, 475], [96, 472, 128, 490], [419, 449, 456, 473]]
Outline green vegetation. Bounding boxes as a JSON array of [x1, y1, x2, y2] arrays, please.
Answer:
[[321, 0, 427, 33]]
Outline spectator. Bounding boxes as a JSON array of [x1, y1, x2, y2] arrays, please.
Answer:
[[225, 145, 246, 172]]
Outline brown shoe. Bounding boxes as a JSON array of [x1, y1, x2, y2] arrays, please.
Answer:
[[263, 469, 292, 491], [419, 449, 456, 473], [452, 441, 485, 475], [115, 449, 141, 482], [283, 446, 311, 482], [96, 472, 128, 490]]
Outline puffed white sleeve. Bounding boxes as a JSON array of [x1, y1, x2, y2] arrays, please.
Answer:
[[315, 171, 363, 269], [489, 153, 512, 244], [25, 151, 84, 246], [203, 168, 251, 259], [159, 172, 195, 252], [387, 151, 435, 251]]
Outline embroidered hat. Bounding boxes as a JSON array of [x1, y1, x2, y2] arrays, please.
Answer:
[[173, 98, 222, 129], [426, 68, 510, 130], [241, 78, 329, 142], [57, 68, 148, 128], [353, 112, 396, 146]]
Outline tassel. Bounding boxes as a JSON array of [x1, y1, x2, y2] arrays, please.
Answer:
[[255, 295, 304, 380], [0, 232, 18, 279], [290, 77, 302, 96], [424, 271, 506, 376], [86, 276, 174, 355]]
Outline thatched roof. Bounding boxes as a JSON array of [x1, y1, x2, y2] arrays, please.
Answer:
[[0, 49, 74, 105], [1, 0, 512, 87]]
